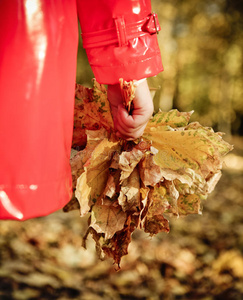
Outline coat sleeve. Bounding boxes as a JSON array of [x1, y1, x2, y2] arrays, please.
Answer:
[[77, 0, 163, 84]]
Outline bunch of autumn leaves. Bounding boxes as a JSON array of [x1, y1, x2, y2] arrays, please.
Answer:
[[65, 80, 233, 267]]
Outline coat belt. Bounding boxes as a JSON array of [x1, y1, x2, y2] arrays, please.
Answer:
[[81, 13, 161, 48]]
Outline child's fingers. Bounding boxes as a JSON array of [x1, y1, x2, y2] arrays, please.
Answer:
[[115, 126, 146, 140], [114, 106, 147, 139], [117, 105, 147, 128]]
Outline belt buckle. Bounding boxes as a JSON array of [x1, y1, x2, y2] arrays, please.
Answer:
[[145, 13, 161, 35]]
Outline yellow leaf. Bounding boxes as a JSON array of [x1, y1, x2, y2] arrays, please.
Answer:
[[147, 185, 169, 217], [145, 109, 193, 130], [143, 123, 232, 178], [64, 128, 109, 213], [75, 137, 121, 217], [177, 194, 202, 215], [70, 129, 107, 189], [163, 181, 180, 216], [75, 172, 92, 217]]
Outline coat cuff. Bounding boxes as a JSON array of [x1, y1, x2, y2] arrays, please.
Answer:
[[88, 48, 163, 84], [81, 13, 163, 84]]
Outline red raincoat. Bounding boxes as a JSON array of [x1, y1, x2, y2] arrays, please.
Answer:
[[0, 0, 163, 220]]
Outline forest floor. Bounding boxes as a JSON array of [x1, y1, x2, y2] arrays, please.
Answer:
[[0, 136, 243, 300]]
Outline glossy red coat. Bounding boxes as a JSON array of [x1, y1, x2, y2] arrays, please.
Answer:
[[0, 0, 163, 220]]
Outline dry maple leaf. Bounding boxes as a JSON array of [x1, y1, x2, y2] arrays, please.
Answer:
[[72, 80, 114, 148], [64, 80, 233, 268]]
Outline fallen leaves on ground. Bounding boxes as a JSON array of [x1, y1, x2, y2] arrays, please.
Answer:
[[64, 80, 233, 268], [0, 165, 243, 300]]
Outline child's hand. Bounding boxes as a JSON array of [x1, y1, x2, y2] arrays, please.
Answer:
[[107, 79, 154, 140]]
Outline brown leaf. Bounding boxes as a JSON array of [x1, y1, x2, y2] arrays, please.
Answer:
[[141, 185, 170, 235], [63, 195, 80, 212], [90, 199, 127, 240], [118, 167, 140, 212], [87, 215, 136, 268], [70, 151, 86, 190], [144, 214, 170, 235], [103, 169, 121, 199], [139, 152, 163, 186], [118, 148, 144, 182], [101, 215, 136, 268], [72, 80, 114, 148]]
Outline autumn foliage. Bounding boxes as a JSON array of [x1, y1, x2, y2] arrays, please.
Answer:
[[64, 80, 233, 268]]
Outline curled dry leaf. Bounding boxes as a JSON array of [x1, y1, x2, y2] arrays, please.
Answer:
[[75, 137, 121, 217], [119, 78, 136, 112], [118, 167, 141, 212], [139, 153, 164, 186], [118, 148, 145, 182], [90, 198, 127, 240], [64, 79, 233, 268]]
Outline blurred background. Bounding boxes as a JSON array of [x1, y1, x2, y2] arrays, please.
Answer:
[[77, 0, 243, 140], [1, 0, 243, 299]]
